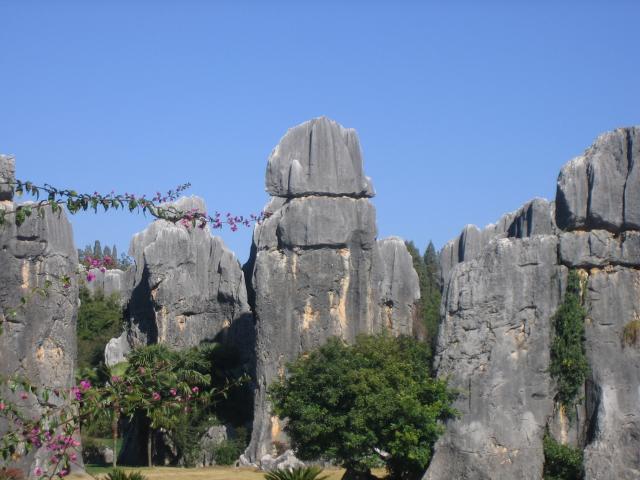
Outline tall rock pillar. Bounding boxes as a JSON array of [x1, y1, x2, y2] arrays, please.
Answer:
[[244, 117, 419, 463], [0, 155, 79, 476]]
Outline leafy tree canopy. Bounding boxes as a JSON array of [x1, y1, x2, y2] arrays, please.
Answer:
[[270, 334, 457, 480]]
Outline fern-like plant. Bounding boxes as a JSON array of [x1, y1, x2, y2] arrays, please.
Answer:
[[264, 466, 329, 480], [105, 469, 147, 480]]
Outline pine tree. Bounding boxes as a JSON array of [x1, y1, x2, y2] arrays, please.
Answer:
[[103, 245, 112, 259], [406, 241, 428, 342], [405, 240, 442, 358], [93, 240, 103, 259], [112, 244, 118, 264], [422, 241, 442, 353]]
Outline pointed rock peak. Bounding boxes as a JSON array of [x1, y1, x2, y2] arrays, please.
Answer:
[[266, 117, 375, 198]]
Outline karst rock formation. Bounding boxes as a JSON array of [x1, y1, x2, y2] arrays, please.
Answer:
[[243, 117, 420, 463], [0, 155, 80, 474], [424, 127, 640, 480]]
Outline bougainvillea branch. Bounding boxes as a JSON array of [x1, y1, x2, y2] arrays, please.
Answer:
[[0, 180, 268, 231]]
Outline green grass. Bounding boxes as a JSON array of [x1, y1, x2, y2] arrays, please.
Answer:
[[76, 466, 389, 480]]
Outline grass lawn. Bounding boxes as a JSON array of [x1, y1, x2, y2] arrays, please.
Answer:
[[77, 466, 388, 480]]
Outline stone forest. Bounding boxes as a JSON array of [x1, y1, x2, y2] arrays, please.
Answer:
[[1, 117, 639, 480]]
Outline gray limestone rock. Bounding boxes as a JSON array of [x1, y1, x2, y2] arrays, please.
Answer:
[[266, 117, 374, 198], [197, 424, 234, 467], [245, 118, 418, 463], [425, 236, 564, 480], [507, 198, 557, 238], [0, 190, 79, 475], [440, 199, 556, 288], [556, 127, 640, 231], [81, 267, 130, 304], [559, 230, 621, 268], [0, 154, 15, 201], [376, 237, 421, 336], [104, 332, 131, 367], [582, 269, 640, 479], [429, 126, 640, 480], [124, 196, 253, 352], [117, 196, 254, 466]]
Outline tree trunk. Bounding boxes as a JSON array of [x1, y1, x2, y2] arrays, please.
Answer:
[[112, 405, 119, 468], [147, 429, 153, 467]]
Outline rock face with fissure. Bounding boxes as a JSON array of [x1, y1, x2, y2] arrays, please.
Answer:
[[82, 267, 130, 304], [115, 196, 253, 465], [244, 117, 419, 464], [425, 127, 640, 480], [0, 155, 80, 474], [122, 196, 253, 353]]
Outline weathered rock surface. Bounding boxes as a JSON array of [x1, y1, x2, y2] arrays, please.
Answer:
[[116, 197, 253, 465], [0, 154, 15, 201], [196, 424, 235, 467], [0, 156, 79, 475], [123, 196, 253, 352], [104, 331, 131, 367], [440, 198, 556, 285], [245, 118, 419, 464], [556, 127, 640, 231], [426, 127, 640, 479], [82, 267, 130, 303], [425, 236, 564, 480], [581, 268, 640, 479], [266, 116, 374, 198]]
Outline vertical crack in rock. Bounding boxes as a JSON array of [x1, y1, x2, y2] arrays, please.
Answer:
[[243, 117, 420, 465], [425, 126, 640, 480], [0, 155, 80, 475]]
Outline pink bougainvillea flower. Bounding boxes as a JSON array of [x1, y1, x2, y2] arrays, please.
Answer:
[[0, 402, 6, 410], [70, 386, 82, 401], [169, 388, 177, 396], [20, 392, 28, 400], [191, 386, 199, 394], [79, 380, 91, 391], [86, 272, 96, 282], [152, 392, 161, 401], [34, 467, 43, 476]]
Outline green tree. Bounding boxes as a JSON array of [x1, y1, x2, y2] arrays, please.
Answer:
[[77, 287, 123, 370], [270, 335, 457, 480], [405, 241, 442, 357], [549, 270, 589, 409], [543, 433, 584, 480], [124, 344, 211, 467], [93, 240, 103, 259]]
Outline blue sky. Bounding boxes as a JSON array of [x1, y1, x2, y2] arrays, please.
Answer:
[[1, 1, 639, 262]]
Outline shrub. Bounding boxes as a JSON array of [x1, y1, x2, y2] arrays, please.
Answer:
[[549, 270, 589, 409], [212, 438, 245, 466], [622, 319, 640, 347], [543, 434, 584, 480], [264, 466, 329, 480], [105, 469, 147, 480], [270, 334, 457, 480]]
